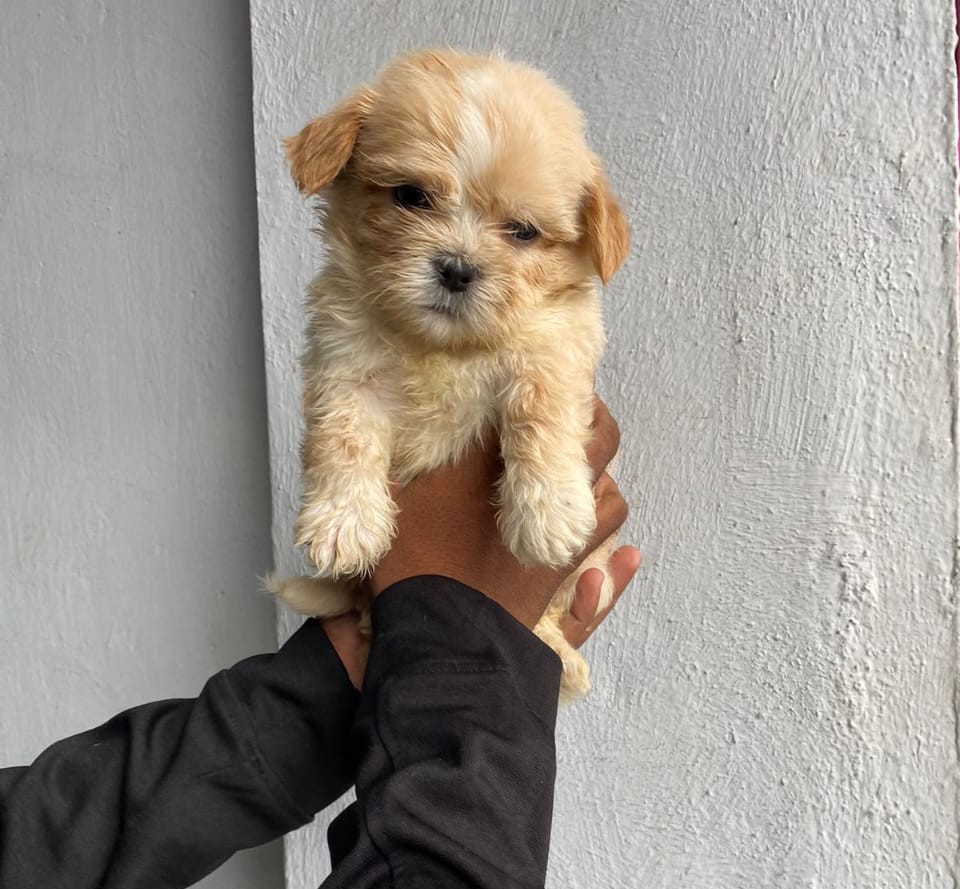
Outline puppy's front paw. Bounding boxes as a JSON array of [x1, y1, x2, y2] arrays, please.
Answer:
[[499, 470, 596, 568], [533, 616, 591, 703], [295, 487, 396, 578]]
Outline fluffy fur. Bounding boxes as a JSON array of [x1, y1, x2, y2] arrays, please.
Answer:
[[269, 49, 629, 700]]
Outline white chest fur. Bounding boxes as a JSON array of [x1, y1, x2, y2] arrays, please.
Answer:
[[377, 350, 503, 481]]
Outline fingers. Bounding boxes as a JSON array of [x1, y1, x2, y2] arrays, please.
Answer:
[[592, 470, 629, 544], [579, 546, 640, 640], [560, 545, 642, 649], [607, 545, 642, 595], [585, 397, 621, 482], [570, 568, 603, 623], [566, 470, 628, 575], [558, 572, 604, 649]]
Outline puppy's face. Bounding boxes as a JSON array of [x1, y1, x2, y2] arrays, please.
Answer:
[[287, 50, 629, 350]]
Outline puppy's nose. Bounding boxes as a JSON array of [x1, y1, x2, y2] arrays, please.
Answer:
[[434, 254, 479, 293]]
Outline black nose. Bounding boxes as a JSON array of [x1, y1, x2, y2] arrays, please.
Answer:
[[434, 254, 478, 293]]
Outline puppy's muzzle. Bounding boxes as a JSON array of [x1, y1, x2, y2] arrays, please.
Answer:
[[433, 253, 479, 293]]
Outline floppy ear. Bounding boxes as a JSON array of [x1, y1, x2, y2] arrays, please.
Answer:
[[284, 88, 376, 195], [582, 164, 630, 284]]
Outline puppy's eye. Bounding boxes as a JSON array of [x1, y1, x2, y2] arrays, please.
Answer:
[[507, 220, 539, 242], [393, 185, 431, 210]]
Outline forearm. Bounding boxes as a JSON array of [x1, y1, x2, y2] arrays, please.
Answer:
[[0, 619, 359, 889], [324, 577, 562, 889]]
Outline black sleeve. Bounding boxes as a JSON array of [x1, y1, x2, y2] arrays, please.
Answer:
[[322, 576, 562, 889], [0, 619, 359, 889]]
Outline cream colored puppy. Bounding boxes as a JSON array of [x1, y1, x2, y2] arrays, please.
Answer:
[[270, 49, 629, 699]]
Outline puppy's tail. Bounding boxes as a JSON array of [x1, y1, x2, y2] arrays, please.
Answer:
[[262, 572, 357, 619]]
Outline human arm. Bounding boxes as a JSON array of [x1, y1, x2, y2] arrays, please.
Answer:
[[0, 399, 636, 889], [0, 619, 359, 889], [322, 399, 639, 888], [323, 578, 563, 889]]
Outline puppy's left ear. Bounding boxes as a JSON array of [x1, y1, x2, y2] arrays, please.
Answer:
[[284, 87, 377, 195], [582, 163, 630, 284]]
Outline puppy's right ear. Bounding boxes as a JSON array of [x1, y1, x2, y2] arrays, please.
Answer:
[[284, 87, 376, 195]]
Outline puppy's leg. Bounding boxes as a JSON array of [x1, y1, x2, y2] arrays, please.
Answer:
[[534, 613, 591, 703], [264, 573, 358, 618], [497, 368, 596, 569], [265, 574, 373, 680], [296, 382, 396, 578]]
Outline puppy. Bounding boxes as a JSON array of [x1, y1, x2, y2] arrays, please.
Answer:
[[269, 49, 629, 700]]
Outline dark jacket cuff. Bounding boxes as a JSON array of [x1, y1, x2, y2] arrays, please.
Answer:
[[370, 576, 562, 736]]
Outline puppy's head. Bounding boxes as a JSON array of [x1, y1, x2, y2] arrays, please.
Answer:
[[286, 50, 629, 349]]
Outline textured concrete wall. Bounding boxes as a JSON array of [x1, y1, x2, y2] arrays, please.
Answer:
[[251, 1, 959, 886], [0, 4, 279, 887]]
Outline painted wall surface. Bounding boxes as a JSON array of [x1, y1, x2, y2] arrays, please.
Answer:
[[1, 4, 279, 887], [251, 1, 959, 887]]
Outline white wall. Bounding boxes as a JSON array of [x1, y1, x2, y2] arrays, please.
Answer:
[[252, 1, 960, 887], [0, 4, 279, 887]]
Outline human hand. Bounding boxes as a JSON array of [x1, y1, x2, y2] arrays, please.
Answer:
[[559, 545, 641, 648], [325, 548, 640, 689], [365, 399, 633, 630], [324, 535, 639, 692]]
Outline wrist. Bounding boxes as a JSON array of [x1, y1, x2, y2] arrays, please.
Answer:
[[369, 577, 562, 721], [321, 614, 366, 690]]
